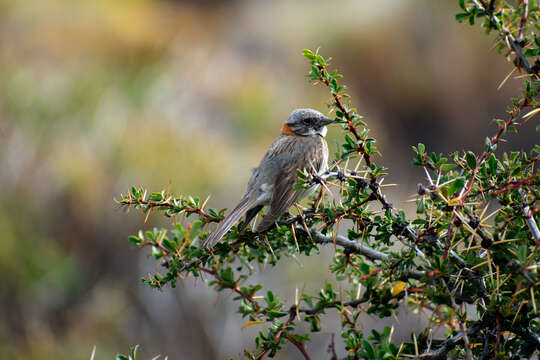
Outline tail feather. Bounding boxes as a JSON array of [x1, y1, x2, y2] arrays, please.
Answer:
[[202, 196, 255, 248], [239, 204, 263, 232]]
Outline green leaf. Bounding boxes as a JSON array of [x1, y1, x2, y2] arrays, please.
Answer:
[[416, 199, 425, 214], [162, 238, 177, 251], [441, 163, 457, 171], [189, 220, 203, 240], [130, 345, 139, 359], [465, 151, 477, 169], [524, 48, 540, 57], [448, 176, 465, 195], [345, 134, 356, 147], [309, 317, 321, 332], [518, 245, 528, 262], [151, 245, 162, 259], [488, 154, 498, 174], [220, 267, 235, 285], [267, 310, 288, 319], [302, 49, 315, 60], [456, 13, 469, 22], [150, 192, 164, 201], [128, 235, 142, 245]]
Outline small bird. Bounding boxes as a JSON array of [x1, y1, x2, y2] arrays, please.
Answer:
[[202, 108, 333, 248]]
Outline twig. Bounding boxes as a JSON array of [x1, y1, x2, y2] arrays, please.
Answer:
[[518, 0, 529, 42], [492, 174, 539, 195], [297, 298, 368, 316], [471, 0, 535, 74], [121, 198, 220, 222], [313, 64, 372, 167], [450, 295, 472, 360], [436, 238, 490, 299], [328, 334, 338, 360], [305, 228, 389, 262], [421, 313, 491, 359], [285, 335, 311, 360]]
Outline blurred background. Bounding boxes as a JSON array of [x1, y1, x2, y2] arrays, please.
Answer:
[[1, 0, 537, 359]]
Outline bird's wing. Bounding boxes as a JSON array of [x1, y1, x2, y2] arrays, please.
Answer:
[[202, 136, 292, 248], [256, 136, 326, 231]]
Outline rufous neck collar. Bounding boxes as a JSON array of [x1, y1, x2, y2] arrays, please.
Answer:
[[282, 122, 300, 136]]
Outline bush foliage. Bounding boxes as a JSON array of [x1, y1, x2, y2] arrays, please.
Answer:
[[118, 1, 539, 359]]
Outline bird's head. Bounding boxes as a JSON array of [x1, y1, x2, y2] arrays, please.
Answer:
[[285, 108, 334, 137]]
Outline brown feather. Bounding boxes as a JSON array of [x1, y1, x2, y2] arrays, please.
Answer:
[[257, 135, 327, 231]]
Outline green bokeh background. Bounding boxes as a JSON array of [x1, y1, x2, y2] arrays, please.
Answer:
[[0, 0, 536, 359]]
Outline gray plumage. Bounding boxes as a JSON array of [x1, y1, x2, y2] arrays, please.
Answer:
[[202, 108, 332, 248]]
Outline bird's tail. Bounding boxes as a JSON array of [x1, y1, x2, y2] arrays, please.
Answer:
[[202, 196, 255, 248]]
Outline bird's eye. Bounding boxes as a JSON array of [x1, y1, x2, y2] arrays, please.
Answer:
[[303, 118, 312, 124]]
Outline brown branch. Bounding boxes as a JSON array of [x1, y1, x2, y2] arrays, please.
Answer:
[[121, 198, 220, 222], [253, 349, 268, 360], [286, 335, 311, 360], [518, 0, 529, 43], [493, 174, 539, 195], [140, 240, 171, 255]]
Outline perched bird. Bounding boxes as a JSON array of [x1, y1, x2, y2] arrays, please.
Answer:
[[202, 108, 333, 248]]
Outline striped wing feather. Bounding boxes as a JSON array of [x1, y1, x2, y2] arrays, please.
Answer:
[[256, 136, 326, 231]]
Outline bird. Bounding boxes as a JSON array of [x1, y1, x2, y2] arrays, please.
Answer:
[[202, 108, 333, 248]]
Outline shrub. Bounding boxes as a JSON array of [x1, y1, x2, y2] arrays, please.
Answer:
[[118, 1, 539, 359]]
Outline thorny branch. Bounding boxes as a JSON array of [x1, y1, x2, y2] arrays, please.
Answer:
[[471, 0, 537, 74], [313, 64, 373, 168], [421, 314, 492, 359]]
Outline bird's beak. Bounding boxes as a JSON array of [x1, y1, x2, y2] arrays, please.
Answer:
[[320, 116, 334, 126]]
